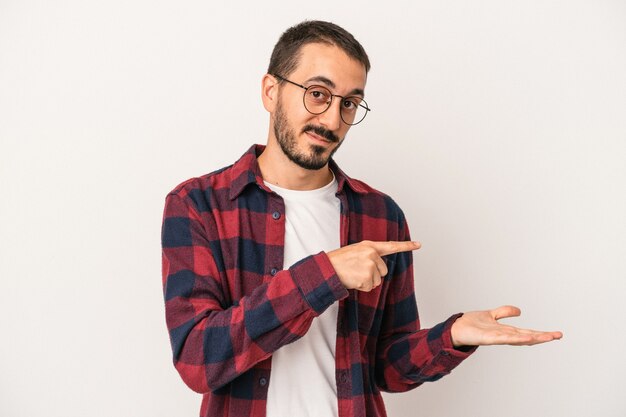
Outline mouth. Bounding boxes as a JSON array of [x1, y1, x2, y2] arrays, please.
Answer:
[[305, 130, 334, 146]]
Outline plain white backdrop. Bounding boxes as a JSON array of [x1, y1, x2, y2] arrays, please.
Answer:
[[1, 1, 625, 416]]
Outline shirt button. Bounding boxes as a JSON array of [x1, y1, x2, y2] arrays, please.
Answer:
[[339, 372, 349, 384], [270, 268, 278, 276], [272, 211, 281, 220], [259, 377, 268, 386]]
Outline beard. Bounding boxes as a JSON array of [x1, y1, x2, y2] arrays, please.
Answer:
[[273, 100, 343, 171]]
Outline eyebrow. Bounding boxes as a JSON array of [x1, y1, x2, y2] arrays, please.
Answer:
[[304, 75, 365, 97]]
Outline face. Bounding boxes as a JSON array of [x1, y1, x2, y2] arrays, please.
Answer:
[[270, 43, 367, 170]]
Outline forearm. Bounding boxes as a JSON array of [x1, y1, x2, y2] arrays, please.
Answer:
[[164, 251, 348, 392], [376, 314, 476, 392]]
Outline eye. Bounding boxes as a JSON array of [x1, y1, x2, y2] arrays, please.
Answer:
[[307, 87, 330, 103], [342, 98, 360, 112]]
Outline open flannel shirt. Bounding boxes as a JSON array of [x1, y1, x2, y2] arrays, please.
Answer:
[[161, 145, 476, 417]]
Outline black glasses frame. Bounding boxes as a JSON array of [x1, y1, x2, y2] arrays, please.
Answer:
[[273, 74, 371, 126]]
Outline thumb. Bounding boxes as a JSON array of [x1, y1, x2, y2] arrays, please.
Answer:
[[491, 305, 522, 320]]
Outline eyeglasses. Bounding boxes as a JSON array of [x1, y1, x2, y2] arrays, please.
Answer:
[[273, 74, 371, 126]]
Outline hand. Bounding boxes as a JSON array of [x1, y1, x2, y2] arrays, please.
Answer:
[[451, 305, 563, 347], [327, 240, 421, 292]]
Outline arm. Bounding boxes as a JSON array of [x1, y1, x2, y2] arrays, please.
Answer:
[[373, 218, 476, 393], [161, 192, 348, 393], [371, 219, 562, 391]]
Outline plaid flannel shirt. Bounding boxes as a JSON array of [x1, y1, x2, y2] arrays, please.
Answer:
[[161, 145, 476, 417]]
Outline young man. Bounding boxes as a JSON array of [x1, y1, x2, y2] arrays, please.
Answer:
[[161, 20, 562, 417]]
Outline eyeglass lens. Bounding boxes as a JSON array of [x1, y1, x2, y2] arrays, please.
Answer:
[[303, 85, 368, 125]]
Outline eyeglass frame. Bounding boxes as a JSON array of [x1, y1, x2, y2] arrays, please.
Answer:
[[272, 74, 371, 126]]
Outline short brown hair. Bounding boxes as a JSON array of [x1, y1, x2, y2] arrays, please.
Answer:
[[267, 20, 370, 78]]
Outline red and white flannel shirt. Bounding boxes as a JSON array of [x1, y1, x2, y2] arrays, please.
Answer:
[[161, 144, 476, 417]]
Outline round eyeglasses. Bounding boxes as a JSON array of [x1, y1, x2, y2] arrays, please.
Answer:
[[273, 74, 371, 126]]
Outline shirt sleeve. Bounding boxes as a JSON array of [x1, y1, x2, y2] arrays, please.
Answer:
[[161, 192, 348, 393], [374, 213, 477, 392]]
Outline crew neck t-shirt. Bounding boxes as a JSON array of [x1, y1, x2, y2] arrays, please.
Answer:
[[264, 175, 341, 417]]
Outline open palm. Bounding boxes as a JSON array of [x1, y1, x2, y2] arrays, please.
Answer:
[[451, 305, 563, 347]]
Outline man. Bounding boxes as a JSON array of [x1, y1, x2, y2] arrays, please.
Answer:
[[161, 20, 562, 417]]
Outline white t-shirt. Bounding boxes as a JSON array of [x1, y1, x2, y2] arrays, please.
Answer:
[[264, 175, 341, 417]]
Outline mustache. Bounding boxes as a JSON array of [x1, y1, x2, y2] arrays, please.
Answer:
[[302, 124, 340, 143]]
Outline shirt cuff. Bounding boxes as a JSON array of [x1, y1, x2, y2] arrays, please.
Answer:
[[289, 251, 349, 315], [439, 313, 478, 358]]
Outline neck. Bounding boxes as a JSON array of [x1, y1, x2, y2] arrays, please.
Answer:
[[257, 140, 334, 191]]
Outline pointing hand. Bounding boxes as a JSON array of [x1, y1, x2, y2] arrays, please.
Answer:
[[327, 240, 421, 292]]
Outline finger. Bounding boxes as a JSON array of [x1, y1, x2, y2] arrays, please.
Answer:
[[491, 305, 522, 320], [496, 325, 561, 339], [509, 326, 557, 336], [368, 240, 421, 256], [496, 331, 562, 346], [514, 328, 563, 339], [372, 271, 382, 289], [374, 256, 388, 278], [512, 327, 542, 335], [357, 276, 376, 292]]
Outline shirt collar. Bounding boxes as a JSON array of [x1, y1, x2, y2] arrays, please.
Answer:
[[228, 144, 367, 200]]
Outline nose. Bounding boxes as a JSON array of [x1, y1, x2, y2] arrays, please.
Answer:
[[316, 97, 343, 132]]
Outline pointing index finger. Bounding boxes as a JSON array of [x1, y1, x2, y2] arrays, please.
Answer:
[[369, 240, 421, 256]]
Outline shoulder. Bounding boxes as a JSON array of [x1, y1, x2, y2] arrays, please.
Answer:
[[167, 164, 232, 196], [165, 164, 234, 213], [165, 145, 263, 208]]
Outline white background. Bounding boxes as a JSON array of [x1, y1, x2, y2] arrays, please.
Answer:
[[1, 1, 625, 416]]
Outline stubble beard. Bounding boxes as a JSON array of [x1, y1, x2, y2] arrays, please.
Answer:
[[273, 100, 342, 171]]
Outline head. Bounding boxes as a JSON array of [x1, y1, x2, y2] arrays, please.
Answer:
[[267, 20, 370, 81], [262, 21, 370, 171]]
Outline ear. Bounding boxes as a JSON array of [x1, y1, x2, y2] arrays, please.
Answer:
[[261, 73, 280, 113]]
